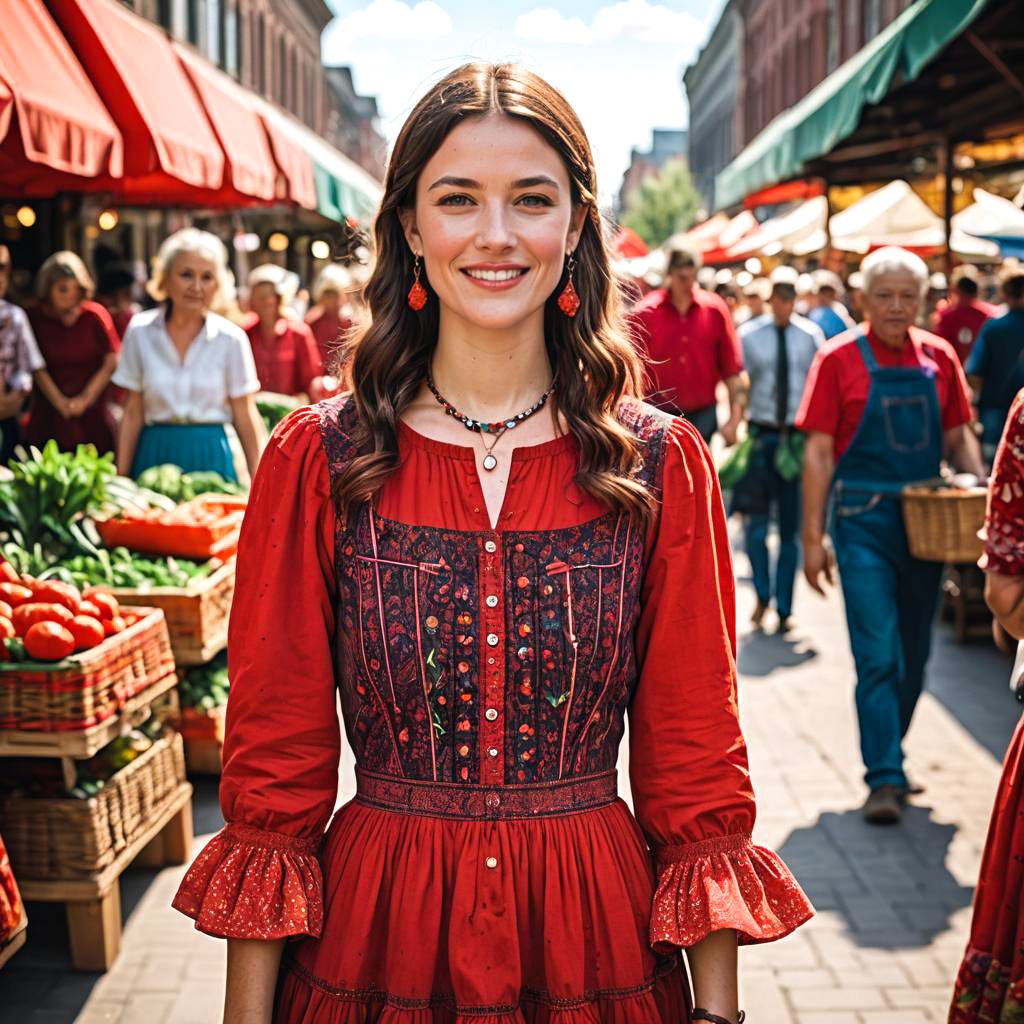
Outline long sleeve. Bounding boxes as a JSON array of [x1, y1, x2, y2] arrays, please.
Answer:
[[173, 406, 340, 939], [629, 418, 813, 951]]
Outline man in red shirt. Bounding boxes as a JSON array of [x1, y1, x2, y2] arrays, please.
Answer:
[[244, 264, 323, 400], [797, 247, 982, 825], [630, 241, 747, 444], [933, 265, 997, 364]]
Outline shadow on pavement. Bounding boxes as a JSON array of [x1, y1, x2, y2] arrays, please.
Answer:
[[777, 803, 974, 949], [738, 628, 818, 677]]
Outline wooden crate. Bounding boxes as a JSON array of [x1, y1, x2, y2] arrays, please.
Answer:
[[18, 784, 192, 971], [179, 705, 225, 775], [0, 906, 27, 971], [0, 732, 187, 881], [111, 561, 235, 666], [0, 609, 174, 734]]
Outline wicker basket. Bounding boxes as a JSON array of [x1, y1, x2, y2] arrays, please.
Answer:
[[0, 609, 175, 733], [0, 731, 186, 880], [901, 485, 987, 563], [110, 561, 235, 666]]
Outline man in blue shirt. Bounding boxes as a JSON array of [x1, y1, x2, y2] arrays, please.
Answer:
[[965, 263, 1024, 461], [807, 269, 855, 340], [738, 268, 825, 630]]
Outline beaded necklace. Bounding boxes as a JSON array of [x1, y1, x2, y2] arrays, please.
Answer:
[[425, 372, 556, 471]]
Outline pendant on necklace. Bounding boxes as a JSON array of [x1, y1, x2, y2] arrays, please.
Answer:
[[482, 453, 498, 471]]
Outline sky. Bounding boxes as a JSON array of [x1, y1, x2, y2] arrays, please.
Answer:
[[321, 0, 724, 204]]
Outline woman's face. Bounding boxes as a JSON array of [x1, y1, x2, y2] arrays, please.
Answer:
[[165, 251, 219, 315], [49, 276, 84, 316], [249, 282, 281, 323], [403, 114, 585, 334]]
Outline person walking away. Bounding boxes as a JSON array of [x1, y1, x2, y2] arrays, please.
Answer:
[[935, 265, 997, 365], [113, 229, 265, 481], [797, 247, 983, 825], [0, 246, 45, 465], [26, 252, 120, 455], [948, 387, 1024, 1022], [305, 264, 356, 371], [965, 262, 1024, 462], [807, 270, 855, 340], [244, 264, 323, 402], [631, 241, 747, 445], [739, 267, 824, 631], [171, 63, 812, 1024]]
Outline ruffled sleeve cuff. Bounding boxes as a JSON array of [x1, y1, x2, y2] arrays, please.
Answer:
[[649, 833, 814, 951], [172, 823, 324, 940]]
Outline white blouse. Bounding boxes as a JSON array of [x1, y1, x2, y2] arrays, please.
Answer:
[[113, 307, 259, 425]]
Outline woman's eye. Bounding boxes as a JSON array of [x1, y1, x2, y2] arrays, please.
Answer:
[[438, 194, 473, 207], [518, 194, 554, 208]]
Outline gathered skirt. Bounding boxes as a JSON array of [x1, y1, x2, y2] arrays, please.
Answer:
[[273, 797, 691, 1023], [949, 714, 1024, 1021], [131, 422, 236, 481]]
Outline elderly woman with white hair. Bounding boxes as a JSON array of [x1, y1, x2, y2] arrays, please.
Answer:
[[243, 263, 322, 400], [305, 263, 357, 369], [113, 228, 265, 481], [795, 246, 983, 825]]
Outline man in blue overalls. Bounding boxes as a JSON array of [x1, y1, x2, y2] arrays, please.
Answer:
[[796, 247, 983, 824]]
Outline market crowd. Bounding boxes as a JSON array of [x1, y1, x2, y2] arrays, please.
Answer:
[[0, 231, 366, 479]]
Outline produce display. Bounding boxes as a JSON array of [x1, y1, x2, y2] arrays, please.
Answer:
[[97, 497, 244, 560], [6, 548, 215, 591], [136, 465, 245, 503], [180, 652, 230, 711], [0, 560, 139, 664]]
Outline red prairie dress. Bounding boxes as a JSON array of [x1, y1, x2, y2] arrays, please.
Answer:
[[173, 394, 813, 1022], [950, 388, 1024, 1022]]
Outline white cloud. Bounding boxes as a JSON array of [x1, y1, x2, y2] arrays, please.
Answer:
[[516, 0, 704, 46], [332, 0, 452, 41], [514, 8, 594, 44]]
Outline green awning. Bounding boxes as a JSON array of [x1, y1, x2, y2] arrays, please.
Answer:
[[715, 0, 990, 210]]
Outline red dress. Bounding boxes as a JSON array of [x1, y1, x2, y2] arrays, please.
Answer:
[[173, 395, 813, 1022], [950, 388, 1024, 1022], [26, 301, 119, 454], [244, 315, 323, 397]]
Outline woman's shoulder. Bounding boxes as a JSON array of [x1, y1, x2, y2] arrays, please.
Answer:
[[204, 311, 249, 345], [270, 394, 359, 469]]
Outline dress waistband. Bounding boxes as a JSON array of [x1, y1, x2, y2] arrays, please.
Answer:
[[354, 767, 619, 821]]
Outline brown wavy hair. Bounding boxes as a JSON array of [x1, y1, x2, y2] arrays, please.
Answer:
[[335, 62, 653, 522]]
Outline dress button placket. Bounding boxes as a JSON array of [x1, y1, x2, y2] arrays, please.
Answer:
[[479, 532, 504, 784]]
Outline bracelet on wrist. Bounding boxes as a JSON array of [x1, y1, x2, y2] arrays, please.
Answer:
[[692, 1010, 745, 1024]]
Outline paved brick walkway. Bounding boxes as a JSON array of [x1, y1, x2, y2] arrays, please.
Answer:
[[2, 536, 1017, 1023]]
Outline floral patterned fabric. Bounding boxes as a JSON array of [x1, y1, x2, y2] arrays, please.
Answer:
[[173, 394, 812, 1021], [981, 389, 1024, 575]]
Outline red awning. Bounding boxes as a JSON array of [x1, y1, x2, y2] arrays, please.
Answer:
[[0, 0, 121, 187], [743, 180, 825, 210], [48, 0, 224, 192], [259, 108, 317, 210], [175, 44, 276, 202]]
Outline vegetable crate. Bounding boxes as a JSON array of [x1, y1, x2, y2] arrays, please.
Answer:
[[0, 608, 175, 734], [110, 561, 235, 666], [180, 705, 226, 774]]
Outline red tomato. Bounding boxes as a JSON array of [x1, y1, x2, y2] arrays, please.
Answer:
[[85, 591, 120, 620], [33, 582, 81, 614], [12, 602, 74, 636], [121, 612, 141, 626], [102, 616, 126, 636], [68, 615, 105, 651], [78, 600, 102, 618], [0, 583, 32, 607], [0, 617, 14, 639], [0, 601, 12, 621], [0, 562, 20, 585], [24, 622, 75, 661]]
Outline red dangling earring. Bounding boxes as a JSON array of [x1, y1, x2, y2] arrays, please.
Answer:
[[408, 254, 428, 311], [557, 252, 580, 317]]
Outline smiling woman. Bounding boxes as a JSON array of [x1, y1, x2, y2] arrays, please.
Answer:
[[171, 62, 812, 1024]]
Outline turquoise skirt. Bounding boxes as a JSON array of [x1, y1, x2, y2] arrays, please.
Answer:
[[132, 423, 237, 481]]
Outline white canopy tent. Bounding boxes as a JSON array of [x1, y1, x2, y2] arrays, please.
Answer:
[[725, 195, 829, 260]]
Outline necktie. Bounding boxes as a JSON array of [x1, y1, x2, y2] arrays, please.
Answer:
[[775, 324, 789, 428]]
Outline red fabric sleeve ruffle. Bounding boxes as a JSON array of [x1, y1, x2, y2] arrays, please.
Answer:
[[629, 418, 813, 949], [172, 406, 340, 940], [981, 388, 1024, 575]]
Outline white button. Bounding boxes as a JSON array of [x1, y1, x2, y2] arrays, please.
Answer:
[[487, 657, 495, 665], [484, 540, 497, 553], [485, 708, 498, 721], [485, 856, 498, 869], [486, 595, 498, 608], [485, 793, 500, 809], [487, 633, 499, 647], [488, 747, 498, 757]]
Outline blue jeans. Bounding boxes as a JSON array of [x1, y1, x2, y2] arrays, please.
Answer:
[[832, 497, 943, 789], [744, 434, 801, 618]]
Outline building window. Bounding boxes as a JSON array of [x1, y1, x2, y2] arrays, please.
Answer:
[[278, 35, 287, 106], [157, 0, 172, 28], [256, 13, 266, 93], [205, 0, 220, 64], [223, 1, 239, 75], [826, 0, 839, 72], [187, 0, 205, 48], [863, 0, 881, 40]]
